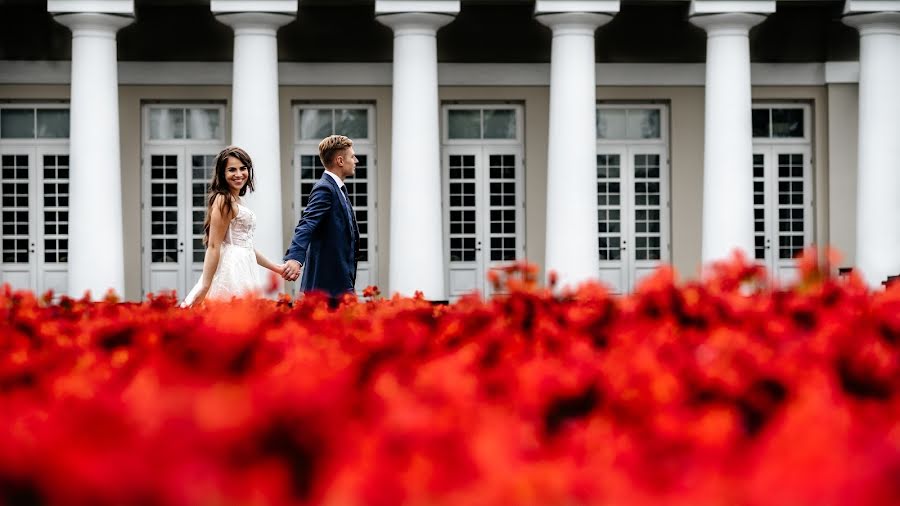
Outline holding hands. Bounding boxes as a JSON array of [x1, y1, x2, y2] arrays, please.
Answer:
[[282, 259, 302, 282]]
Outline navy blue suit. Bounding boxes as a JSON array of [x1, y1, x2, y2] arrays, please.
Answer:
[[285, 173, 359, 297]]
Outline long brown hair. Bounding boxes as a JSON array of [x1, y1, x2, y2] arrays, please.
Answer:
[[202, 146, 255, 245]]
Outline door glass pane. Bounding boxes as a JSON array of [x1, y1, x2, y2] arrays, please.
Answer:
[[753, 154, 766, 261], [191, 154, 216, 263], [483, 109, 516, 139], [448, 154, 477, 262], [1, 109, 35, 139], [298, 109, 332, 140], [597, 153, 622, 261], [1, 154, 29, 263], [488, 154, 517, 262], [633, 154, 662, 261], [42, 155, 69, 263], [149, 108, 185, 140], [149, 154, 179, 263], [597, 109, 626, 140], [772, 109, 804, 138], [186, 109, 222, 140], [448, 110, 481, 139], [335, 109, 368, 139], [345, 154, 370, 262], [626, 110, 660, 140], [298, 154, 326, 208], [776, 153, 805, 259]]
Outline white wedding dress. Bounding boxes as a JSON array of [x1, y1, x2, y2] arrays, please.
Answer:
[[182, 202, 259, 306]]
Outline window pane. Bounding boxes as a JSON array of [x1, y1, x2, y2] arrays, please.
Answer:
[[772, 108, 804, 138], [448, 110, 481, 139], [483, 109, 516, 139], [186, 108, 221, 140], [149, 108, 185, 140], [335, 109, 368, 139], [597, 109, 626, 139], [1, 109, 35, 139], [626, 109, 660, 139], [752, 109, 770, 138], [36, 109, 69, 139], [298, 109, 332, 140]]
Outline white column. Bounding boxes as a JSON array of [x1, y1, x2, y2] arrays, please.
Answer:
[[691, 13, 766, 265], [377, 11, 455, 299], [54, 12, 132, 298], [844, 12, 900, 286], [537, 12, 611, 288], [215, 11, 293, 287]]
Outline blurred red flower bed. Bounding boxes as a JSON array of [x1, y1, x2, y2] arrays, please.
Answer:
[[1, 253, 899, 506]]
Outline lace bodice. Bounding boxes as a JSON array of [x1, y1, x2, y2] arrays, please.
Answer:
[[224, 203, 256, 249]]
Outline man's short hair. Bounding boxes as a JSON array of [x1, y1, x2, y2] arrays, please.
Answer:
[[318, 135, 354, 168]]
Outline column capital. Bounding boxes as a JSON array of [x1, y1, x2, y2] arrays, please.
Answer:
[[48, 0, 133, 15], [376, 12, 457, 34], [53, 12, 133, 37], [536, 12, 613, 34], [843, 12, 900, 35], [534, 0, 620, 16], [690, 12, 768, 35], [375, 0, 460, 15], [689, 0, 775, 16], [210, 0, 297, 14], [214, 12, 295, 35], [844, 0, 900, 15]]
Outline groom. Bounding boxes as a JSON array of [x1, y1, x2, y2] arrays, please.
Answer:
[[282, 135, 360, 299]]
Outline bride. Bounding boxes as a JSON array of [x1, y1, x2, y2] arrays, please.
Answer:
[[182, 146, 284, 306]]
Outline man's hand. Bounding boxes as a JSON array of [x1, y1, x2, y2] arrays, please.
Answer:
[[283, 259, 302, 282]]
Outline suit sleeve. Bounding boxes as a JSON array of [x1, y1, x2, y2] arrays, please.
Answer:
[[284, 184, 334, 264]]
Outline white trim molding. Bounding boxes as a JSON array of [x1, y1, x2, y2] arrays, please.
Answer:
[[47, 0, 133, 15], [534, 0, 620, 15], [825, 61, 861, 83], [689, 0, 776, 16], [844, 0, 900, 14], [374, 0, 460, 15], [209, 0, 297, 14], [0, 61, 863, 87]]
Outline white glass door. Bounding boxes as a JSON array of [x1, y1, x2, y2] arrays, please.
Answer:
[[143, 147, 184, 296], [596, 145, 670, 293], [142, 146, 220, 298], [752, 145, 813, 283], [0, 146, 70, 295], [443, 145, 524, 298], [444, 147, 483, 297]]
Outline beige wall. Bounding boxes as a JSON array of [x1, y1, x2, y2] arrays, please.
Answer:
[[825, 84, 858, 269]]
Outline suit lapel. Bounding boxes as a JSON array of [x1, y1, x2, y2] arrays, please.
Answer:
[[323, 173, 356, 235]]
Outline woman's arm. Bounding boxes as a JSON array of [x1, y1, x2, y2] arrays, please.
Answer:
[[254, 249, 284, 274], [192, 195, 233, 305]]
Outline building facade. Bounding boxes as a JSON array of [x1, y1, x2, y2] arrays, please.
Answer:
[[0, 0, 898, 301]]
